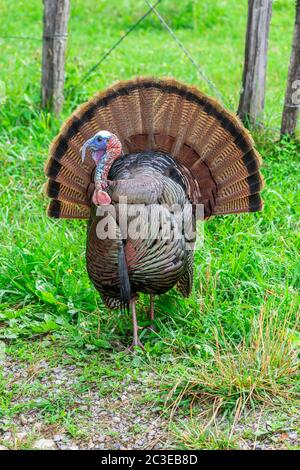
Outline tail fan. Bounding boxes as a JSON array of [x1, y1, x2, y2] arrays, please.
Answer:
[[45, 77, 264, 219]]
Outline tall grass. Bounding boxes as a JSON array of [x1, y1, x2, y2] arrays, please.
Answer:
[[165, 298, 299, 418]]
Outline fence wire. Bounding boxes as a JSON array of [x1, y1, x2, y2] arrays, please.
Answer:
[[0, 0, 230, 107], [0, 35, 41, 41], [73, 0, 163, 91], [0, 1, 240, 112], [71, 0, 232, 110], [0, 1, 286, 132], [145, 1, 233, 110]]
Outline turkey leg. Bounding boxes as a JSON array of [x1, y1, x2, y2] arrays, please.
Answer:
[[149, 293, 156, 332], [128, 298, 145, 351]]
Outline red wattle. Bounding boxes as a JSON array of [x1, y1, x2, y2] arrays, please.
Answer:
[[93, 190, 111, 206]]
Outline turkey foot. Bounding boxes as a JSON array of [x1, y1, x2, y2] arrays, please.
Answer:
[[128, 338, 145, 352], [92, 189, 111, 206], [128, 298, 145, 352], [148, 293, 156, 332]]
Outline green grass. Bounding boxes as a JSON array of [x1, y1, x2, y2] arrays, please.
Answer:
[[0, 0, 299, 450]]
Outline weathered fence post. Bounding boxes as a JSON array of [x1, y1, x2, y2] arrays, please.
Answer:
[[238, 0, 273, 125], [281, 0, 300, 138], [41, 0, 70, 115]]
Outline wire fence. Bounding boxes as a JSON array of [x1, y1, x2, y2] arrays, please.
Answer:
[[72, 0, 232, 110], [74, 0, 163, 90], [0, 35, 41, 41], [0, 1, 289, 133], [0, 0, 232, 108]]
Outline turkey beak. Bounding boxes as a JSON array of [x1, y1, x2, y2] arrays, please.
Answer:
[[81, 138, 93, 162]]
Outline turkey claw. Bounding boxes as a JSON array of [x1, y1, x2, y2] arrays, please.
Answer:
[[127, 339, 145, 353], [148, 324, 157, 333]]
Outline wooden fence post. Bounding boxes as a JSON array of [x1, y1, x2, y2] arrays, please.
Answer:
[[281, 0, 300, 138], [41, 0, 70, 115], [238, 0, 273, 125]]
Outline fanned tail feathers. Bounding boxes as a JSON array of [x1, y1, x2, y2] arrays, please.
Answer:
[[45, 77, 264, 219]]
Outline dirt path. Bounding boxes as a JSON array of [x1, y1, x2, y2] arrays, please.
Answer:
[[0, 353, 299, 450], [0, 355, 172, 450]]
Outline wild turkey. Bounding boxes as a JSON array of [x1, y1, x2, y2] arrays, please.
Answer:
[[45, 77, 264, 349]]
